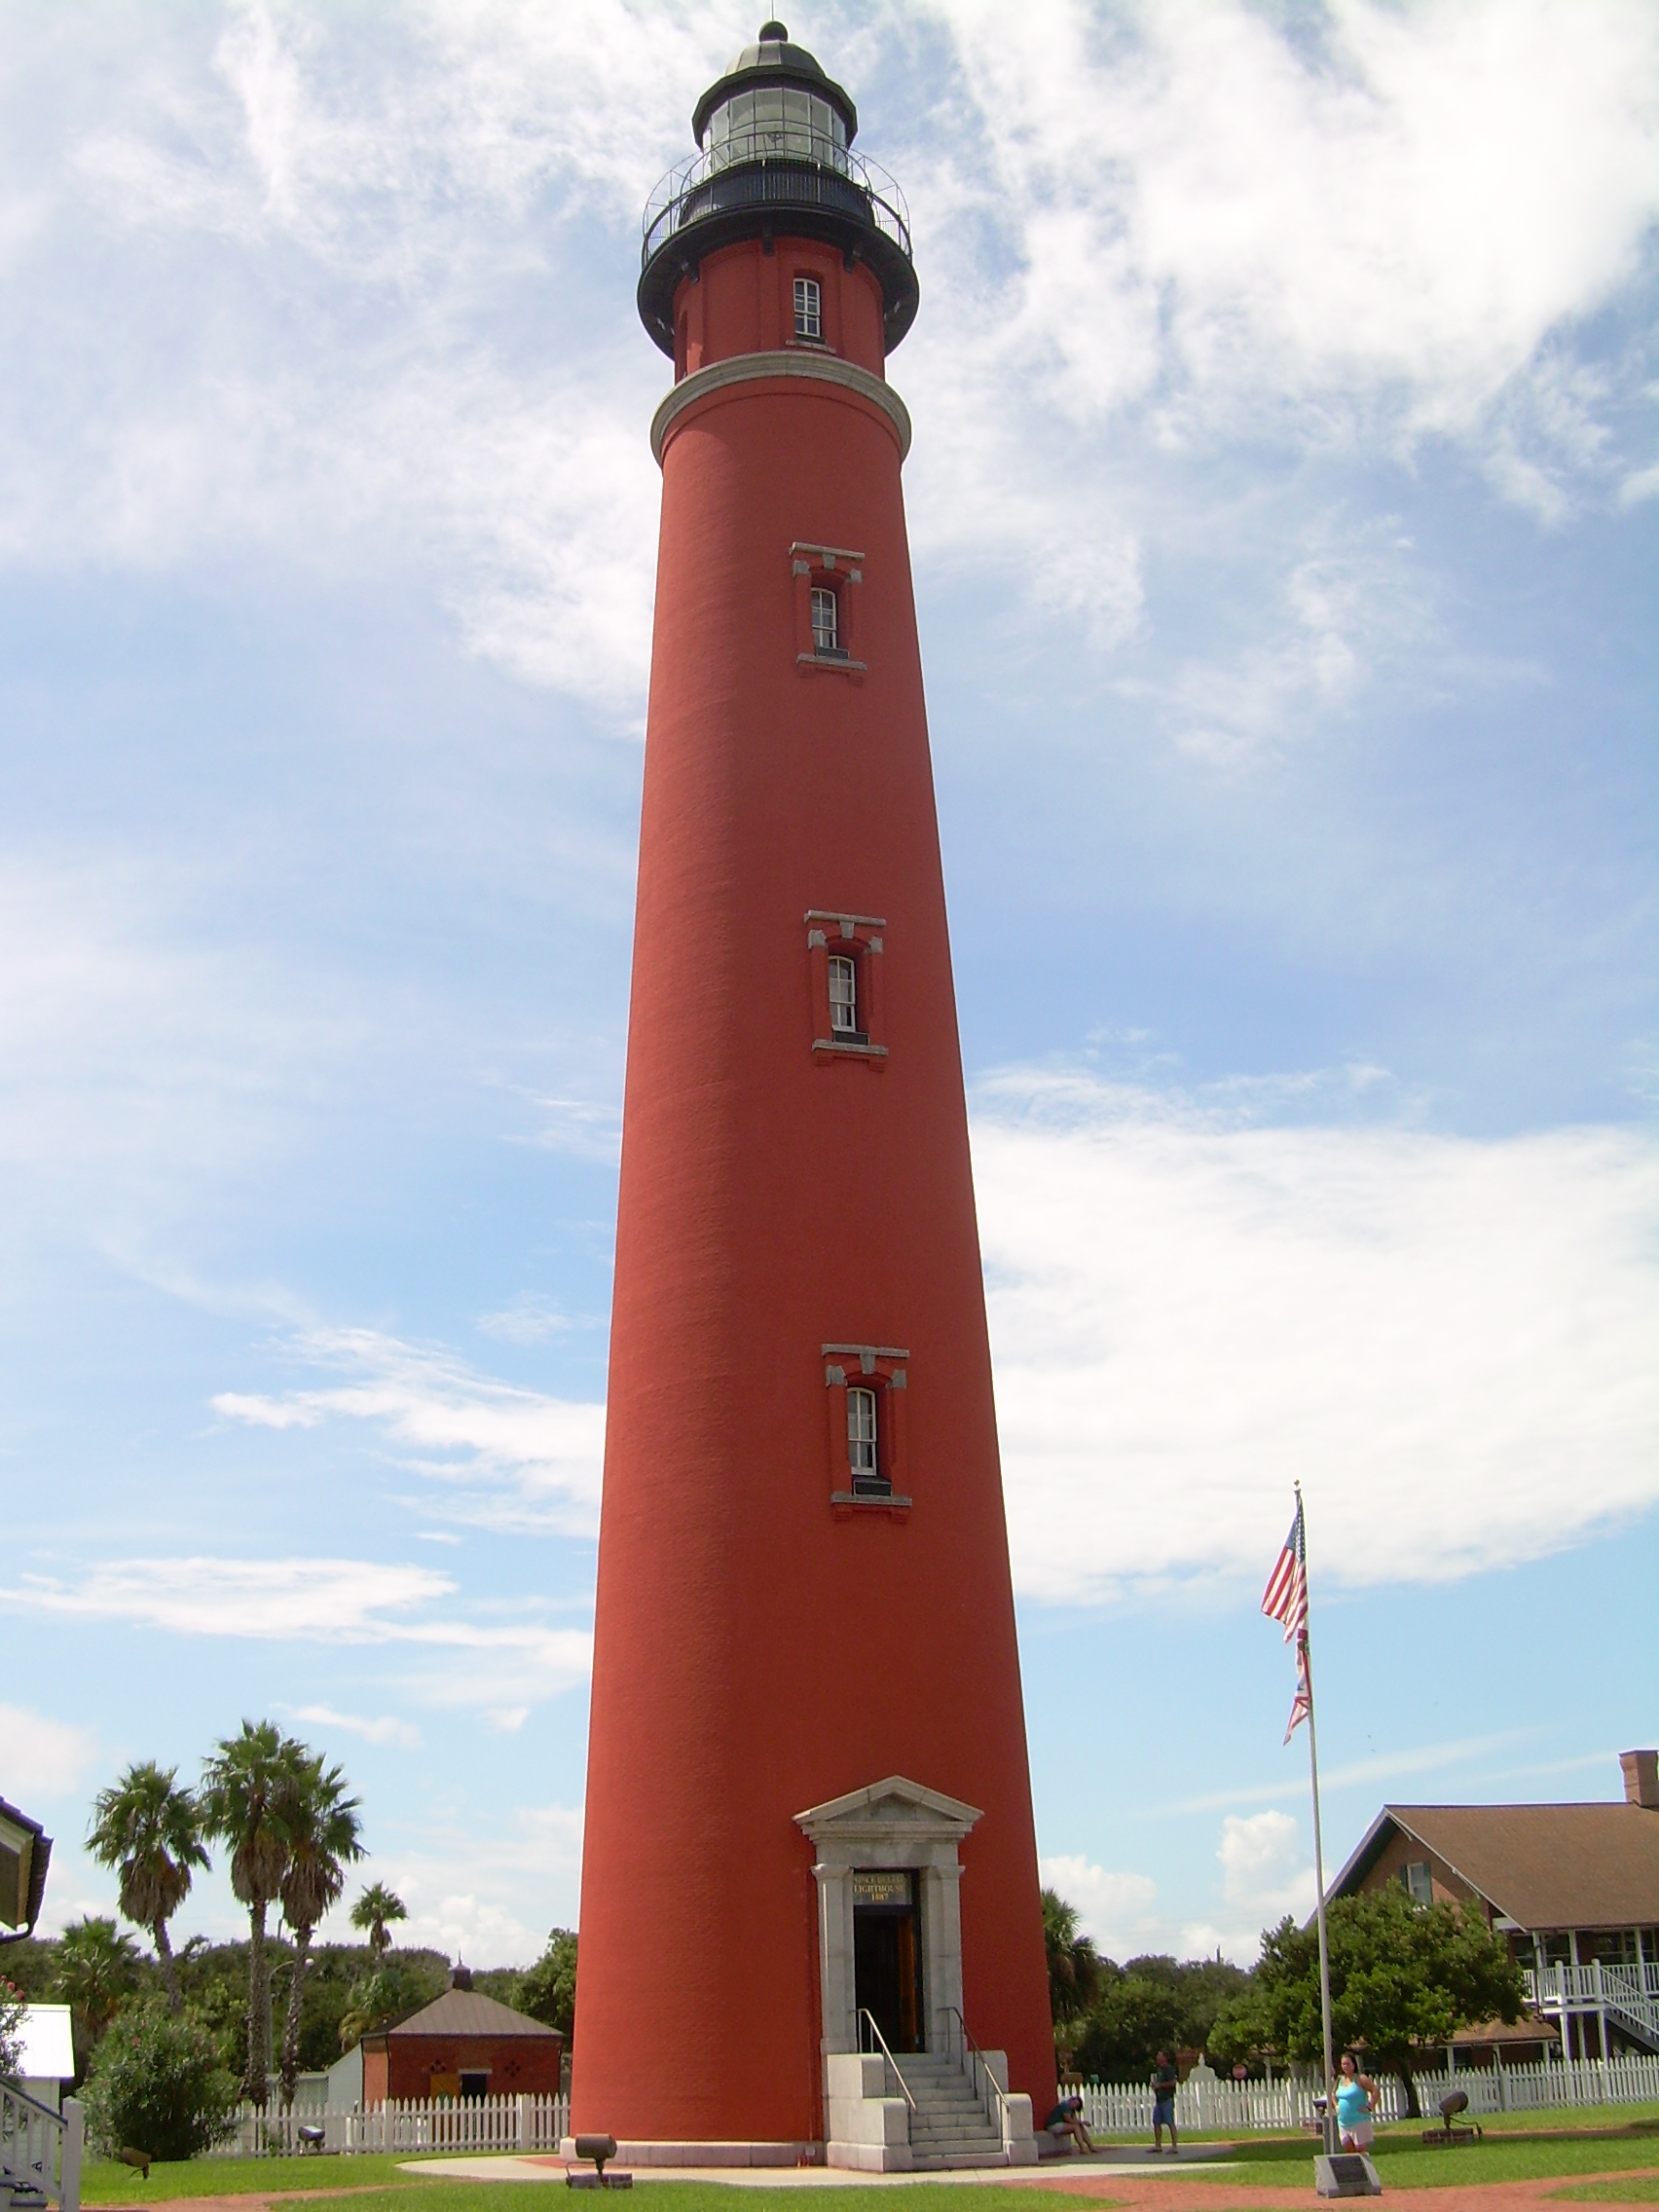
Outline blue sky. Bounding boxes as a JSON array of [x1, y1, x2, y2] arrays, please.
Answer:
[[3, 0, 1656, 1972]]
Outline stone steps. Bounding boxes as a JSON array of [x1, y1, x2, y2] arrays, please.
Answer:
[[889, 2052, 1005, 2168]]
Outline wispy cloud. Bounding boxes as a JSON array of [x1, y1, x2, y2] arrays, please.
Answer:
[[973, 1070, 1659, 1602], [0, 1, 1652, 714], [213, 1325, 605, 1535], [286, 1702, 422, 1751], [4, 1556, 593, 1720]]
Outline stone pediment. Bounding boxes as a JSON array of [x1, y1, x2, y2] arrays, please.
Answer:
[[793, 1774, 982, 1846]]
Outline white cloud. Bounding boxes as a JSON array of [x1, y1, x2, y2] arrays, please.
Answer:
[[213, 1325, 606, 1535], [1040, 1852, 1161, 1961], [286, 1702, 423, 1751], [0, 1704, 98, 1802], [1217, 1809, 1315, 1924], [0, 1, 1650, 711], [974, 1072, 1659, 1602], [3, 1556, 593, 1715], [359, 1801, 584, 1964]]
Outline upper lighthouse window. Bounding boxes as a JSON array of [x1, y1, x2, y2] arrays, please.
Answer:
[[811, 585, 841, 656], [828, 954, 858, 1036], [704, 88, 848, 171], [793, 276, 822, 341], [847, 1386, 883, 1493]]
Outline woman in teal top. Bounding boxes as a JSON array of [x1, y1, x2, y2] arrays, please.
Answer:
[[1335, 2051, 1378, 2149]]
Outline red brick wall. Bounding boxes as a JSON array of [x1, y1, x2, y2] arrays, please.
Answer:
[[383, 2033, 564, 2103]]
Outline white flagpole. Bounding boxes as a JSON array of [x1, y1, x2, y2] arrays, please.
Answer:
[[1296, 1483, 1339, 2154]]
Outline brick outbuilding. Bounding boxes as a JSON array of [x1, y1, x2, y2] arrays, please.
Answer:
[[360, 1973, 563, 2105]]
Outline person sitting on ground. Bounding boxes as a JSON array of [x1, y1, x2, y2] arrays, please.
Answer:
[[1151, 2050, 1179, 2155], [1335, 2050, 1378, 2153], [1045, 2093, 1094, 2155]]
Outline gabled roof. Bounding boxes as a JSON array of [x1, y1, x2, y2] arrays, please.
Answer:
[[387, 1987, 560, 2040], [793, 1774, 982, 1843], [1332, 1802, 1659, 1931]]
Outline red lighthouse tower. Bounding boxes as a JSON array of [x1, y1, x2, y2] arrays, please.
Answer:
[[572, 23, 1055, 2168]]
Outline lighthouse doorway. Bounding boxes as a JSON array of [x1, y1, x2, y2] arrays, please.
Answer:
[[852, 1868, 923, 2052]]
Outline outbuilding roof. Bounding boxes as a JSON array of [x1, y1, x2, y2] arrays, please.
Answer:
[[1333, 1802, 1659, 1931], [387, 1987, 560, 2040]]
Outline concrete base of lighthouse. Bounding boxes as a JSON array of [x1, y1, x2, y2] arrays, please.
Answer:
[[557, 2140, 819, 2168]]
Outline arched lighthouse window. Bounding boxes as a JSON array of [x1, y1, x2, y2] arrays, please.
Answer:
[[811, 585, 840, 655], [793, 276, 822, 341], [847, 1386, 883, 1493]]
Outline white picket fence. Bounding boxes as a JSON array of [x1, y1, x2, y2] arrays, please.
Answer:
[[208, 2092, 570, 2157], [1080, 2051, 1659, 2136]]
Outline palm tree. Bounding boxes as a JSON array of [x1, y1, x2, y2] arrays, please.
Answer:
[[349, 1881, 406, 1961], [276, 1752, 364, 2106], [201, 1719, 304, 2104], [1042, 1887, 1105, 2032], [86, 1761, 209, 2013], [53, 1915, 141, 2056]]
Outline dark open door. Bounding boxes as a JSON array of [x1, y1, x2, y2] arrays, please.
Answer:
[[852, 1867, 924, 2052]]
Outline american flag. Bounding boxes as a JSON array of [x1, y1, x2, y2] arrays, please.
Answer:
[[1263, 1493, 1312, 1742], [1260, 1495, 1308, 1643], [1283, 1634, 1311, 1744]]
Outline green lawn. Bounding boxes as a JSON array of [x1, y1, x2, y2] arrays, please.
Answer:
[[81, 2154, 452, 2201], [81, 2180, 1123, 2212], [1163, 2122, 1659, 2192], [1550, 2186, 1659, 2203]]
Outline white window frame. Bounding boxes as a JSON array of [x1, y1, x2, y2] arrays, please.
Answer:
[[811, 584, 839, 656], [847, 1385, 881, 1491], [793, 275, 823, 342], [1402, 1860, 1433, 1906], [828, 953, 859, 1036]]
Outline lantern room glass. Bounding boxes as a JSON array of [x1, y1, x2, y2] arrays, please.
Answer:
[[703, 87, 850, 172]]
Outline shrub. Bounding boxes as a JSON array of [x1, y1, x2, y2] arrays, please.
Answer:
[[83, 2001, 238, 2161]]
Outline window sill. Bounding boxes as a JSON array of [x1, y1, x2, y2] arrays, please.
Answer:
[[813, 1037, 888, 1063], [831, 1491, 912, 1514], [797, 650, 866, 676]]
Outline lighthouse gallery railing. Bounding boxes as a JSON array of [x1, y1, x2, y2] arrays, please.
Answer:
[[643, 139, 912, 275]]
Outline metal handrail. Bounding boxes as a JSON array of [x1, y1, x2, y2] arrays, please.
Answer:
[[856, 2009, 917, 2114], [943, 2006, 1013, 2142], [642, 141, 912, 273]]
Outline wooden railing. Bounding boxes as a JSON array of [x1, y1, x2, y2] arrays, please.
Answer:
[[0, 2082, 82, 2210]]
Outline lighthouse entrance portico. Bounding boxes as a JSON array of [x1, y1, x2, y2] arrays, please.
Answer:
[[794, 1777, 976, 2060]]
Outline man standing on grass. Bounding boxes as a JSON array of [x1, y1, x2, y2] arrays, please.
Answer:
[[1151, 2050, 1179, 2156]]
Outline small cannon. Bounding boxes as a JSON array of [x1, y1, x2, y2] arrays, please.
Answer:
[[568, 2133, 633, 2190]]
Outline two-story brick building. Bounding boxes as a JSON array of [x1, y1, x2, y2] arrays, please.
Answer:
[[1329, 1750, 1659, 2062]]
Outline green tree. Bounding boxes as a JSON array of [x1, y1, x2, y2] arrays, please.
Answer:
[[86, 1762, 210, 2014], [1072, 1969, 1185, 2081], [338, 1954, 448, 2050], [1041, 1890, 1103, 2040], [53, 1916, 142, 2060], [0, 1974, 24, 2076], [518, 1929, 577, 2043], [349, 1883, 406, 1961], [1253, 1886, 1525, 2117], [83, 2000, 238, 2161], [201, 1720, 304, 2104], [276, 1753, 363, 2106]]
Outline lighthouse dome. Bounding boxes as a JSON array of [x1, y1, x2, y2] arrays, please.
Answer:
[[692, 22, 859, 152]]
